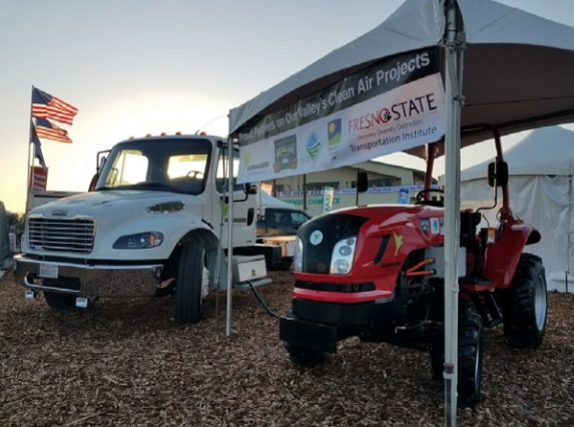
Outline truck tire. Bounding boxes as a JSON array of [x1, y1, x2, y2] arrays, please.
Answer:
[[285, 343, 326, 367], [44, 292, 76, 310], [430, 299, 484, 408], [175, 239, 206, 324], [503, 253, 547, 349]]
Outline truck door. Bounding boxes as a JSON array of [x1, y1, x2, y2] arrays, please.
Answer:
[[213, 147, 256, 249]]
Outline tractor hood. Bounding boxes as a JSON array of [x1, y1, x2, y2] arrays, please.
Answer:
[[296, 204, 445, 276]]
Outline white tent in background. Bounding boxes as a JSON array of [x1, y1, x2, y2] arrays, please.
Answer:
[[460, 126, 574, 293]]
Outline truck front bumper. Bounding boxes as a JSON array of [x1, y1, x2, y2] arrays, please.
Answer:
[[14, 255, 163, 297]]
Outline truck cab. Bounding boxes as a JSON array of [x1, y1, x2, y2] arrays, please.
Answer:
[[15, 134, 270, 323]]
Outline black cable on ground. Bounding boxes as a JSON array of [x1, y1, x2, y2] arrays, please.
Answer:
[[246, 281, 282, 320]]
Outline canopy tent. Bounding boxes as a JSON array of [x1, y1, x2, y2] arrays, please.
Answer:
[[228, 0, 574, 422], [230, 0, 574, 153], [461, 126, 574, 293]]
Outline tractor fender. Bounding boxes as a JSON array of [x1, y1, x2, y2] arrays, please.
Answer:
[[484, 222, 541, 289]]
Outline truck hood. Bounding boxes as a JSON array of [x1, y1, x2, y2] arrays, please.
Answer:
[[29, 190, 199, 221]]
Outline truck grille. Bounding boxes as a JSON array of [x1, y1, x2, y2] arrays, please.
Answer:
[[28, 217, 95, 254]]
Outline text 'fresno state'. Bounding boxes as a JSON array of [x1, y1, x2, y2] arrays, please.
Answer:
[[348, 93, 438, 132]]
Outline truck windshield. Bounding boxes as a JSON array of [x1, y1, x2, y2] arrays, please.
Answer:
[[95, 138, 211, 195]]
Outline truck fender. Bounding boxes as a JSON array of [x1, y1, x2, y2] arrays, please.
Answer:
[[168, 223, 222, 289]]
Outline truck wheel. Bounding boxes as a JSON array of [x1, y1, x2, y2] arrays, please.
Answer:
[[503, 253, 547, 349], [44, 292, 76, 310], [175, 239, 206, 324], [285, 343, 326, 367], [430, 299, 484, 408]]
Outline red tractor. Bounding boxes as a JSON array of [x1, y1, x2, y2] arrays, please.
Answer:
[[279, 125, 548, 407]]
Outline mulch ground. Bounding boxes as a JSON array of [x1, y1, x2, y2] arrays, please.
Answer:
[[1, 271, 573, 427]]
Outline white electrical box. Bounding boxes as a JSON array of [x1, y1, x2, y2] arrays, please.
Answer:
[[424, 246, 467, 278]]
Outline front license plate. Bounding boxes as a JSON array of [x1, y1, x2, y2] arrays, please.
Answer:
[[39, 263, 58, 279]]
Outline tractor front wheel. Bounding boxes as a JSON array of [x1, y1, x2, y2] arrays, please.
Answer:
[[430, 298, 484, 408], [285, 343, 326, 367], [503, 253, 547, 349]]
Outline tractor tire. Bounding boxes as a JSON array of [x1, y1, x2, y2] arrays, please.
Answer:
[[503, 253, 547, 349], [44, 292, 76, 310], [285, 343, 326, 367], [430, 298, 484, 408], [175, 239, 206, 325]]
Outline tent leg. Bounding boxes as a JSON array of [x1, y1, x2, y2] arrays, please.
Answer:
[[444, 0, 464, 425]]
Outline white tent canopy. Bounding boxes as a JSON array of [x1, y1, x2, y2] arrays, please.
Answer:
[[461, 126, 574, 292], [230, 0, 574, 148]]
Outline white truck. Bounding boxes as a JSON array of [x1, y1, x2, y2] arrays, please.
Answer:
[[14, 133, 270, 324]]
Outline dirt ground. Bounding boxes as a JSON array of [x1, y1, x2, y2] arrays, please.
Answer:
[[1, 271, 573, 427]]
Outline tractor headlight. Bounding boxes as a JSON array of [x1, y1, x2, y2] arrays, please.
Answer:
[[330, 237, 357, 275], [113, 232, 164, 249], [294, 236, 304, 272]]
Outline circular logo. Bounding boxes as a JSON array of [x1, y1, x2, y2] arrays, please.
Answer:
[[310, 230, 323, 246]]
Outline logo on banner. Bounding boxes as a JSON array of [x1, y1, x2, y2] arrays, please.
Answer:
[[306, 131, 321, 161], [242, 151, 251, 171], [274, 134, 297, 173], [328, 119, 341, 146]]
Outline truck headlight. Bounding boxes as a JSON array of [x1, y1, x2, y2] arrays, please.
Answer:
[[330, 237, 357, 275], [294, 237, 303, 272], [113, 232, 164, 249]]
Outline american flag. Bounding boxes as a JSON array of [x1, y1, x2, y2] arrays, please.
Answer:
[[32, 87, 78, 125], [30, 120, 48, 170], [35, 118, 72, 143], [30, 166, 48, 191]]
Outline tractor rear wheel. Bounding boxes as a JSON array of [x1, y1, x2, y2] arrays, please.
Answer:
[[503, 253, 547, 349], [285, 343, 326, 367], [430, 298, 484, 408], [175, 239, 207, 325]]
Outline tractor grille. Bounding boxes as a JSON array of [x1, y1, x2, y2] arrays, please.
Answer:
[[28, 217, 95, 254], [298, 213, 368, 274]]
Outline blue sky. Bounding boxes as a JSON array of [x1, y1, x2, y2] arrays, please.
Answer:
[[1, 0, 574, 212]]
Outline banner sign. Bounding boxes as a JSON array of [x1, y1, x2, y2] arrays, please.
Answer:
[[322, 186, 335, 213], [237, 48, 445, 183]]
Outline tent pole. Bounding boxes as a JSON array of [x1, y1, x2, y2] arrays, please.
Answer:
[[444, 0, 463, 425], [303, 174, 307, 211], [226, 140, 235, 336]]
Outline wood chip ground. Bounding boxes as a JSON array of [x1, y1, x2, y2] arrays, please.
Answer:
[[1, 271, 573, 426]]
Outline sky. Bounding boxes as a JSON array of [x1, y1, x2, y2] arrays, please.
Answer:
[[2, 0, 574, 213]]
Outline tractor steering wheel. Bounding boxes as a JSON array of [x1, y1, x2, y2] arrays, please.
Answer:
[[415, 188, 444, 207], [186, 170, 205, 179]]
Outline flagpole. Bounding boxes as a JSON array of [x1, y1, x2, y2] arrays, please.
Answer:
[[25, 86, 35, 214]]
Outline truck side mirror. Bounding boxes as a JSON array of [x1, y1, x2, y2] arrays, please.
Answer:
[[245, 183, 258, 195], [488, 161, 509, 187], [356, 171, 368, 193]]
